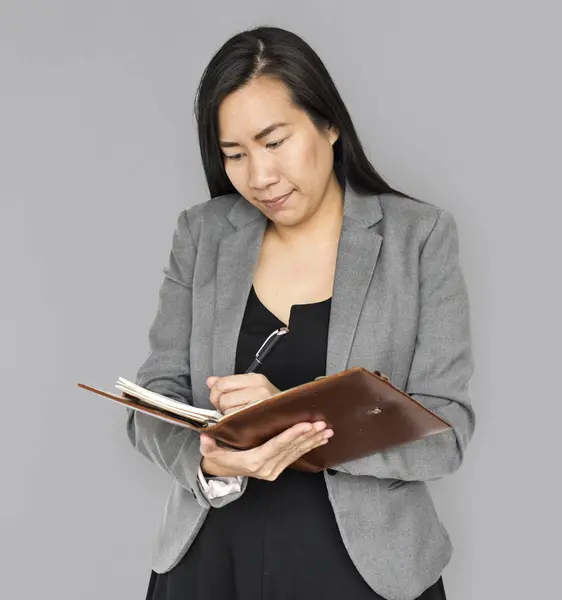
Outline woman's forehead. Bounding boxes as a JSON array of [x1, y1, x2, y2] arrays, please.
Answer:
[[218, 79, 303, 136]]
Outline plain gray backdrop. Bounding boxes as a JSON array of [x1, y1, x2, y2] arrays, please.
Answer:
[[1, 1, 560, 598]]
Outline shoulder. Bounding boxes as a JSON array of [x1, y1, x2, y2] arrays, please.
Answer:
[[378, 193, 458, 246], [173, 193, 241, 244]]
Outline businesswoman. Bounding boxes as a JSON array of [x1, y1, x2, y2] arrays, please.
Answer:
[[127, 26, 475, 600]]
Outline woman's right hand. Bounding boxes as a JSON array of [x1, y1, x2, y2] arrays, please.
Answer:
[[199, 421, 333, 481]]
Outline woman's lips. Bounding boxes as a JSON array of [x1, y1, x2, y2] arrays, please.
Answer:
[[261, 191, 293, 208]]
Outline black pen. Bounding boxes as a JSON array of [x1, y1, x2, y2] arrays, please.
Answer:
[[245, 327, 289, 373]]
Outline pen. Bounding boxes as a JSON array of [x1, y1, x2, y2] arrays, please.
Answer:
[[245, 327, 289, 373]]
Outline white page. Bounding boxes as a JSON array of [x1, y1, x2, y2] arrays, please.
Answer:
[[116, 378, 222, 421]]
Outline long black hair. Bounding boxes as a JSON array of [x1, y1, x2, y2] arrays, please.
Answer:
[[195, 26, 409, 200]]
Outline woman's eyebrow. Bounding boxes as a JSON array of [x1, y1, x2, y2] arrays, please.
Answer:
[[219, 122, 289, 148]]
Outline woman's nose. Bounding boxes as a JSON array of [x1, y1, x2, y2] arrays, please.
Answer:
[[248, 154, 279, 190]]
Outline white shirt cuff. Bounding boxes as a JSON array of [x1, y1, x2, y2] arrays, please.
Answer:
[[197, 465, 243, 500]]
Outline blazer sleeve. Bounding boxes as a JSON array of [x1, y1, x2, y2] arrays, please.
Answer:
[[125, 209, 248, 508], [335, 209, 476, 481]]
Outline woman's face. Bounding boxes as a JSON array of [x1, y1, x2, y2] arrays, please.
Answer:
[[217, 76, 340, 228]]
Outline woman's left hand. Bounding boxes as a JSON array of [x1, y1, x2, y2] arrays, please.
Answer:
[[206, 373, 280, 415]]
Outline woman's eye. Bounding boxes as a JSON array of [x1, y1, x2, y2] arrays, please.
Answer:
[[266, 138, 286, 150], [225, 153, 244, 161]]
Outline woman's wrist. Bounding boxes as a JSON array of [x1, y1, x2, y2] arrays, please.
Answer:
[[201, 456, 246, 478], [200, 456, 214, 477], [200, 456, 227, 478]]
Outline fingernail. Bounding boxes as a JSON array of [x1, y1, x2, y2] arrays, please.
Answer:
[[313, 421, 326, 432], [324, 430, 334, 439]]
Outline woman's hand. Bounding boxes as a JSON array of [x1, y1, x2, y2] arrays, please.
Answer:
[[206, 373, 280, 416], [200, 421, 333, 481]]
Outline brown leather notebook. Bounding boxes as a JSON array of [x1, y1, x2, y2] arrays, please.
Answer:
[[77, 367, 451, 472]]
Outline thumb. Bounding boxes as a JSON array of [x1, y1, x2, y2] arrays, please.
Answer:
[[206, 376, 220, 388], [199, 433, 217, 455]]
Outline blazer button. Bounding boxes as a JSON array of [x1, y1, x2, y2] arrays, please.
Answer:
[[327, 468, 337, 476]]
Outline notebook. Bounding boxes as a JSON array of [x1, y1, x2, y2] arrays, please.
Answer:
[[77, 367, 451, 472]]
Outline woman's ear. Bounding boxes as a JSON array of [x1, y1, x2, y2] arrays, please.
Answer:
[[327, 125, 340, 145]]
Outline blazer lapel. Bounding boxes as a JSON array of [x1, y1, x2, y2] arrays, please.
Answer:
[[212, 198, 267, 377], [326, 189, 383, 375], [210, 189, 383, 378]]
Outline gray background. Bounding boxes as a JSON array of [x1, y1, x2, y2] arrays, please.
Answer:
[[1, 1, 560, 598]]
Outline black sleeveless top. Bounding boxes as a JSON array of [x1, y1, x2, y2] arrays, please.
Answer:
[[145, 285, 446, 600]]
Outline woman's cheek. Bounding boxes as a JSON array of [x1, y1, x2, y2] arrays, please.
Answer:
[[284, 142, 319, 189]]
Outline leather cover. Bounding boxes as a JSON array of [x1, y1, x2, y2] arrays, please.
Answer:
[[78, 367, 451, 472]]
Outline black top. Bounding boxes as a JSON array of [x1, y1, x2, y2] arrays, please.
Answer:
[[145, 285, 446, 600], [235, 285, 331, 387]]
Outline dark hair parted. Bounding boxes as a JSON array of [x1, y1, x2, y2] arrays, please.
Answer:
[[195, 26, 409, 200]]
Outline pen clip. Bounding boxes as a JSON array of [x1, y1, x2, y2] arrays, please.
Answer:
[[255, 326, 289, 357]]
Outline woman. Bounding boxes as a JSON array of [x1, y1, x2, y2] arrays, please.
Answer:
[[127, 26, 475, 600]]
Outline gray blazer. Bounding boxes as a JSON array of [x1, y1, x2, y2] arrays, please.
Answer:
[[127, 188, 475, 600]]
